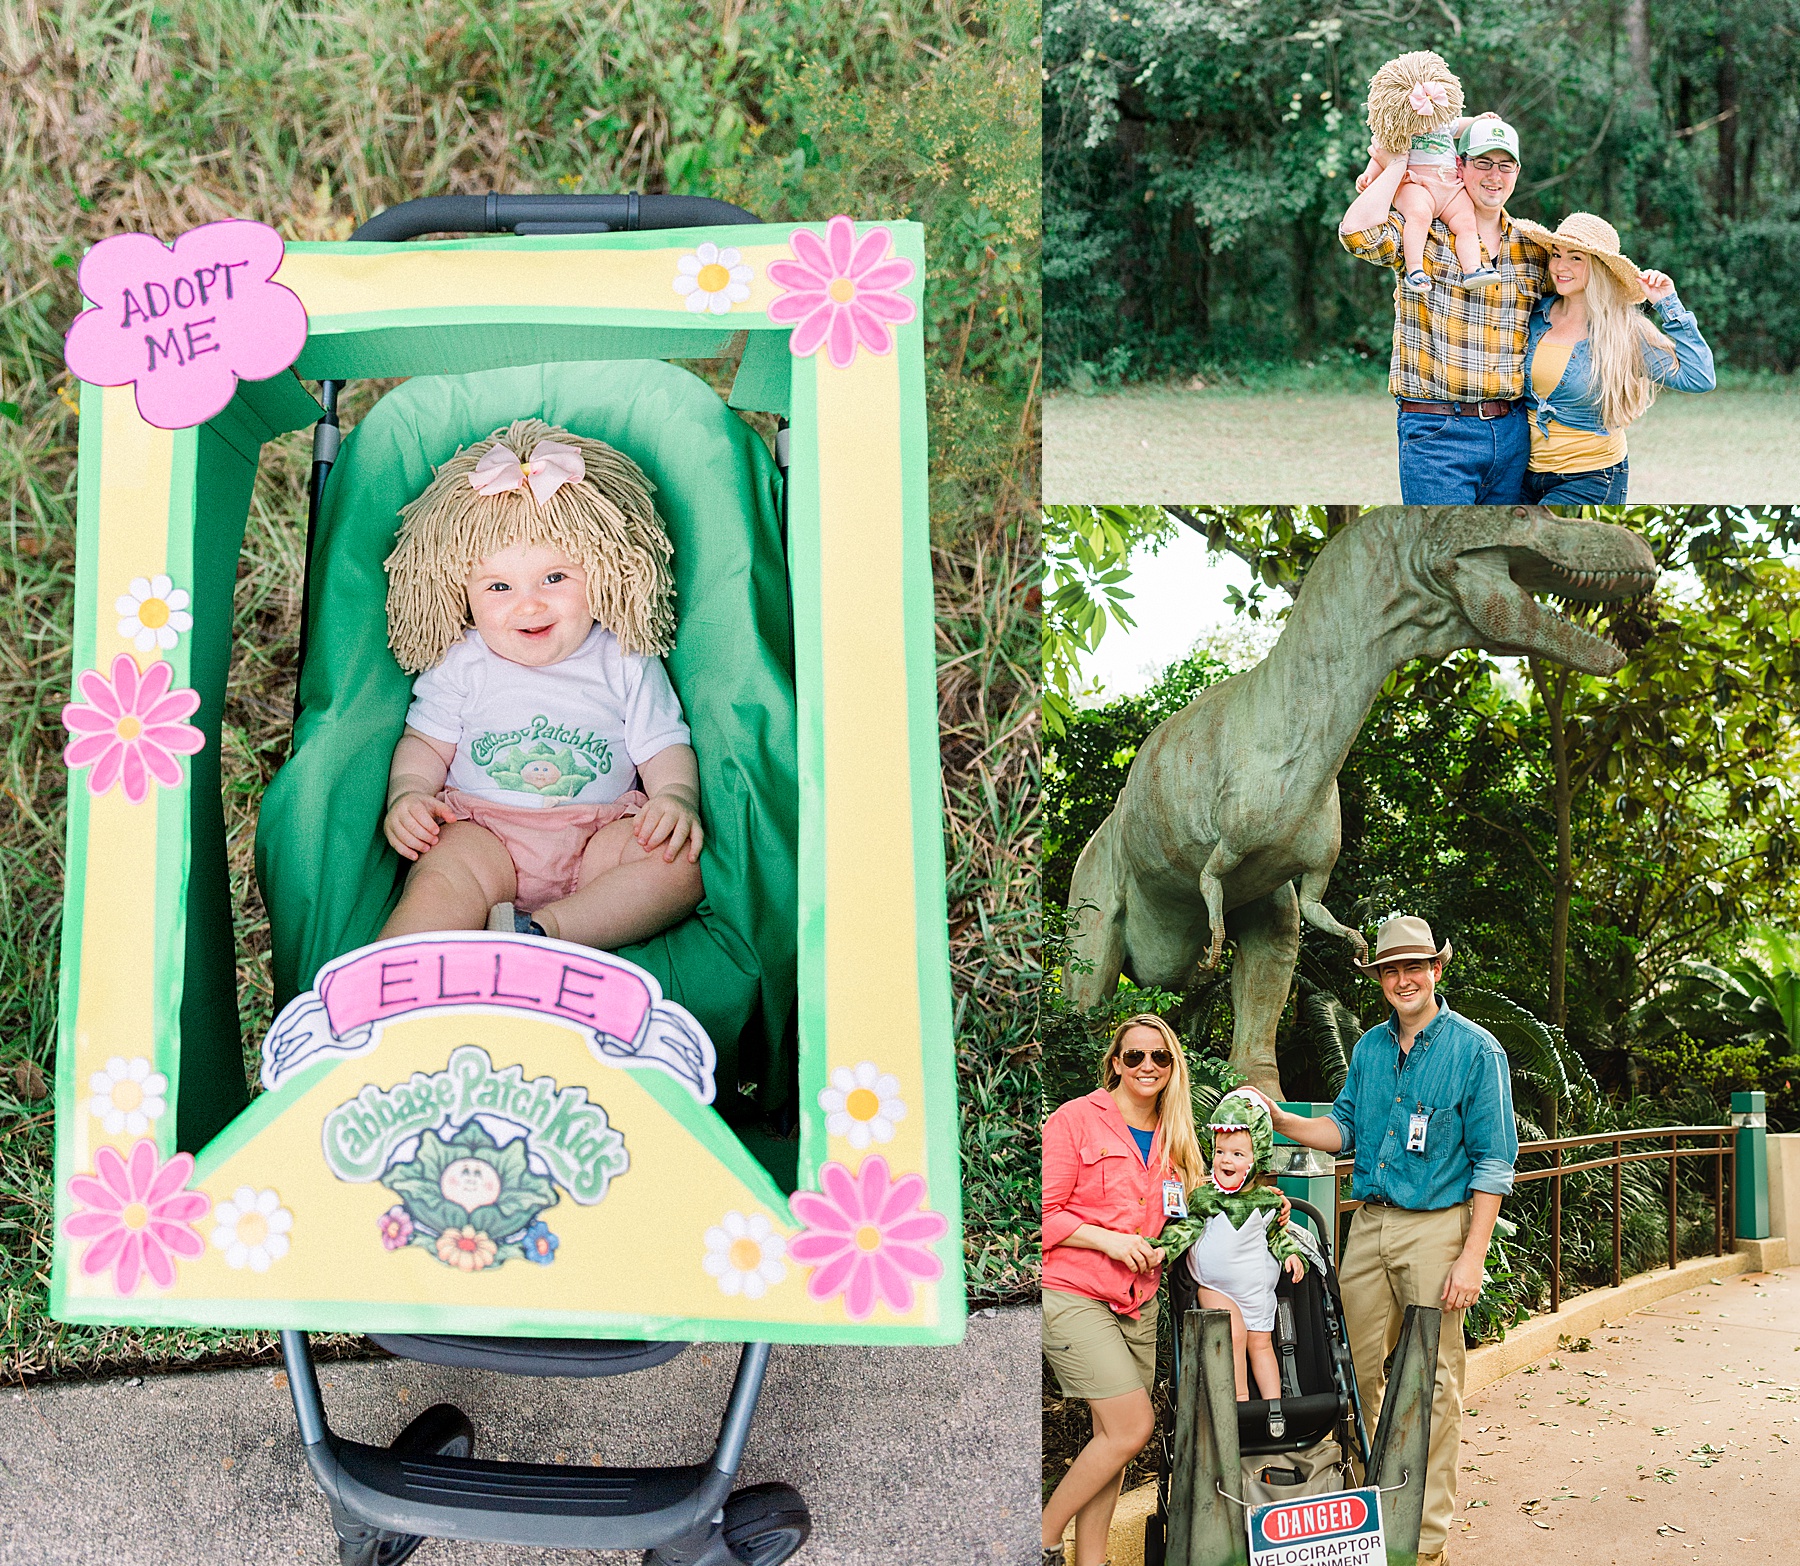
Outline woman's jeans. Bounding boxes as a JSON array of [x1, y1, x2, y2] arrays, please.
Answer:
[[1521, 460, 1630, 504]]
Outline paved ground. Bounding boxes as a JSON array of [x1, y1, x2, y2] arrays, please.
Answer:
[[0, 1306, 1038, 1566], [1453, 1266, 1800, 1565], [1043, 387, 1800, 503]]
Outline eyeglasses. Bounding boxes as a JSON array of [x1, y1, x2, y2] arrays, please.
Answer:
[[1118, 1049, 1173, 1069], [1467, 157, 1516, 174]]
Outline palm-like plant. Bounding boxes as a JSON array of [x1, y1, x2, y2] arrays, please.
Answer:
[[1631, 926, 1800, 1064]]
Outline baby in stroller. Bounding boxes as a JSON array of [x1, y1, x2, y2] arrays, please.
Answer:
[[378, 418, 704, 949], [1159, 1088, 1307, 1400]]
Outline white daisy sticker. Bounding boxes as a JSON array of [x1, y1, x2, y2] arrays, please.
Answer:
[[210, 1186, 293, 1273], [819, 1062, 907, 1149], [87, 1055, 169, 1136], [116, 575, 193, 653], [672, 242, 753, 315], [701, 1210, 787, 1299]]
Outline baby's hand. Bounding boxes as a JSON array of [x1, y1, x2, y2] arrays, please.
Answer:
[[1284, 1253, 1305, 1282], [1355, 168, 1375, 193], [385, 792, 455, 861], [634, 789, 704, 864]]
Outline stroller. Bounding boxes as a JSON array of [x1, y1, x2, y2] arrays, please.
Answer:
[[53, 191, 955, 1566], [1142, 1199, 1371, 1566]]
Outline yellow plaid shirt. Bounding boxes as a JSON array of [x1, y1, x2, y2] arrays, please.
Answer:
[[1342, 210, 1547, 402]]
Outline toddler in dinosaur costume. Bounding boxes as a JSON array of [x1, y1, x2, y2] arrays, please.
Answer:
[[378, 418, 704, 950], [1159, 1087, 1306, 1401]]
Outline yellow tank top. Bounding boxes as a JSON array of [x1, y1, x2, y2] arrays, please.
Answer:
[[1528, 340, 1629, 473]]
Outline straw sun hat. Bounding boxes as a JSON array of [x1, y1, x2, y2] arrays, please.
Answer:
[[1511, 212, 1649, 304], [1351, 914, 1453, 975]]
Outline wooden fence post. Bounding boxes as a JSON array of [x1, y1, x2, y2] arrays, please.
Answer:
[[1167, 1308, 1248, 1566], [1365, 1303, 1438, 1566]]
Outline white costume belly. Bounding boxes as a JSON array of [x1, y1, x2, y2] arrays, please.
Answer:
[[1184, 1208, 1280, 1331]]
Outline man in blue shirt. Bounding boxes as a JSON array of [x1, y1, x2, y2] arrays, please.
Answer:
[[1270, 916, 1517, 1566]]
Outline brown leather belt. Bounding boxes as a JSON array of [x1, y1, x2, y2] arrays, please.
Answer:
[[1398, 398, 1517, 419]]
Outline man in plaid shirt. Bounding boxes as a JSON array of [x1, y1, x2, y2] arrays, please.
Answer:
[[1341, 118, 1547, 504]]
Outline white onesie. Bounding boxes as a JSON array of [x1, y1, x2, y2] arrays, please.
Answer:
[[1184, 1207, 1282, 1332], [405, 626, 690, 809]]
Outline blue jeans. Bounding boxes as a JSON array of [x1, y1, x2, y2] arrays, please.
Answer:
[[1521, 461, 1630, 505], [1396, 403, 1530, 504]]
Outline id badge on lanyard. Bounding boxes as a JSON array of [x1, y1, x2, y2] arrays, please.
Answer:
[[1406, 1111, 1430, 1153], [1162, 1180, 1188, 1218]]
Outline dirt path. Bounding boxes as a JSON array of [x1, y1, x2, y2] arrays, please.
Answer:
[[1044, 388, 1800, 503], [1453, 1266, 1799, 1565]]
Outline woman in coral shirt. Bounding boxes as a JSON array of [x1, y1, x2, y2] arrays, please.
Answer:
[[1040, 1014, 1207, 1566]]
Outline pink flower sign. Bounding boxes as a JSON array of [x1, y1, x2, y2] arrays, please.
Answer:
[[62, 653, 204, 804], [63, 220, 307, 429], [767, 216, 917, 370], [64, 1139, 210, 1295], [789, 1156, 946, 1320]]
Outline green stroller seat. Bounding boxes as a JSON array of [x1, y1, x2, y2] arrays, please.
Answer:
[[255, 359, 800, 1141]]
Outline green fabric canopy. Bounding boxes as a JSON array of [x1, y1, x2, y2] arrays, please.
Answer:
[[255, 361, 799, 1120]]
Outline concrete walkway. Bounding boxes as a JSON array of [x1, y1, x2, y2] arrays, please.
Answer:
[[1454, 1265, 1800, 1565], [0, 1307, 1038, 1566]]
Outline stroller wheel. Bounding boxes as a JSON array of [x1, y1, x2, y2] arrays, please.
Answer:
[[332, 1403, 477, 1565], [722, 1482, 812, 1565], [1143, 1508, 1166, 1566]]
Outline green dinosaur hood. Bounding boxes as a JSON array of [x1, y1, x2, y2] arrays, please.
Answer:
[[1201, 1088, 1276, 1185]]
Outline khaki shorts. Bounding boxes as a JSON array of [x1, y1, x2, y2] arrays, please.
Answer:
[[1042, 1288, 1159, 1401]]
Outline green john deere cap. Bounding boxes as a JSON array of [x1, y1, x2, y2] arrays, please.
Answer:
[[1459, 118, 1521, 161]]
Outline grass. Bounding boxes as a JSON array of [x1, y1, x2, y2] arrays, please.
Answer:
[[0, 0, 1039, 1382]]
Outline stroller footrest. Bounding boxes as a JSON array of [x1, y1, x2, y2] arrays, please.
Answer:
[[322, 1439, 731, 1549]]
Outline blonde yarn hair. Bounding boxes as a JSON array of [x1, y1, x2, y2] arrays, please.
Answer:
[[1102, 1014, 1208, 1194], [384, 418, 676, 674], [1365, 51, 1466, 154]]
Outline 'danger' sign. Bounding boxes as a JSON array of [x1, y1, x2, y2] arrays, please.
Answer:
[[1247, 1487, 1384, 1566], [62, 220, 307, 429]]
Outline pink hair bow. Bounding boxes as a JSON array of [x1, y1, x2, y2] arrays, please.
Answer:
[[1408, 81, 1450, 117], [467, 439, 586, 504]]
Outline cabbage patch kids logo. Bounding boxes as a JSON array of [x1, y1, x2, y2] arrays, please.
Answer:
[[324, 1045, 627, 1273]]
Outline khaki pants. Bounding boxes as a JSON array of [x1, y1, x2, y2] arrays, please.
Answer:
[[1337, 1202, 1471, 1557]]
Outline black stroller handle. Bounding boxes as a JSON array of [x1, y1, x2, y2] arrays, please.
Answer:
[[349, 193, 762, 242]]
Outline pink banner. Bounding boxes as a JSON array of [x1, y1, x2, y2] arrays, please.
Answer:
[[319, 938, 653, 1044]]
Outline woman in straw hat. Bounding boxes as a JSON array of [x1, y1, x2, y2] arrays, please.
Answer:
[[1040, 1014, 1208, 1566], [1512, 211, 1715, 502]]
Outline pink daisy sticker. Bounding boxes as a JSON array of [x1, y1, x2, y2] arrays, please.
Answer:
[[62, 652, 204, 804], [788, 1156, 947, 1320], [767, 215, 917, 370], [63, 1139, 210, 1295]]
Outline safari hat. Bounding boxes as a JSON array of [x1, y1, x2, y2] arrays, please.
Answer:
[[1352, 914, 1453, 975], [1510, 212, 1648, 304]]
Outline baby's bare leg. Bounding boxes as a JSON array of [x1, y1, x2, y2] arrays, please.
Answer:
[[532, 817, 704, 950], [1441, 187, 1484, 276], [1393, 180, 1437, 279], [1246, 1329, 1283, 1400], [1195, 1285, 1252, 1400], [381, 820, 517, 938]]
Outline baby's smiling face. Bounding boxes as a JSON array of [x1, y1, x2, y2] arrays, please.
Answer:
[[466, 541, 593, 667], [1211, 1128, 1255, 1193]]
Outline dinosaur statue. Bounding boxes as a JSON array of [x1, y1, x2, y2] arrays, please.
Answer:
[[1064, 506, 1657, 1096]]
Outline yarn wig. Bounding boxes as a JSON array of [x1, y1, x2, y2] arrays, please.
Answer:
[[1365, 50, 1465, 155], [384, 418, 676, 673]]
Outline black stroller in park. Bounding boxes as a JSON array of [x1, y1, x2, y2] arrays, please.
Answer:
[[1142, 1199, 1371, 1566]]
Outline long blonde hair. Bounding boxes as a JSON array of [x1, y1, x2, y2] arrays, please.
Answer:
[[1102, 1015, 1207, 1193], [1578, 261, 1679, 433]]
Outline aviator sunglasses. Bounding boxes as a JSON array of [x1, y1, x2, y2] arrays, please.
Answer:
[[1117, 1048, 1173, 1068]]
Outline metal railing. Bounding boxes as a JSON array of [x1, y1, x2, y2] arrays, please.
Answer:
[[1330, 1125, 1735, 1312]]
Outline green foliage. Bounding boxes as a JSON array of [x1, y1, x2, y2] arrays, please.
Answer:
[[1045, 0, 1800, 380]]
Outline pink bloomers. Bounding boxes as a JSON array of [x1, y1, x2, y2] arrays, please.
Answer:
[[440, 787, 648, 911]]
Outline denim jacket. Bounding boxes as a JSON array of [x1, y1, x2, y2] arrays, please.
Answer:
[[1522, 290, 1716, 437]]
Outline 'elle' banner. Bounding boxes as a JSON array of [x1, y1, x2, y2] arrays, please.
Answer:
[[262, 931, 717, 1104]]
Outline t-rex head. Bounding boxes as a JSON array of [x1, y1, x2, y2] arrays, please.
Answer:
[[1414, 506, 1657, 675]]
